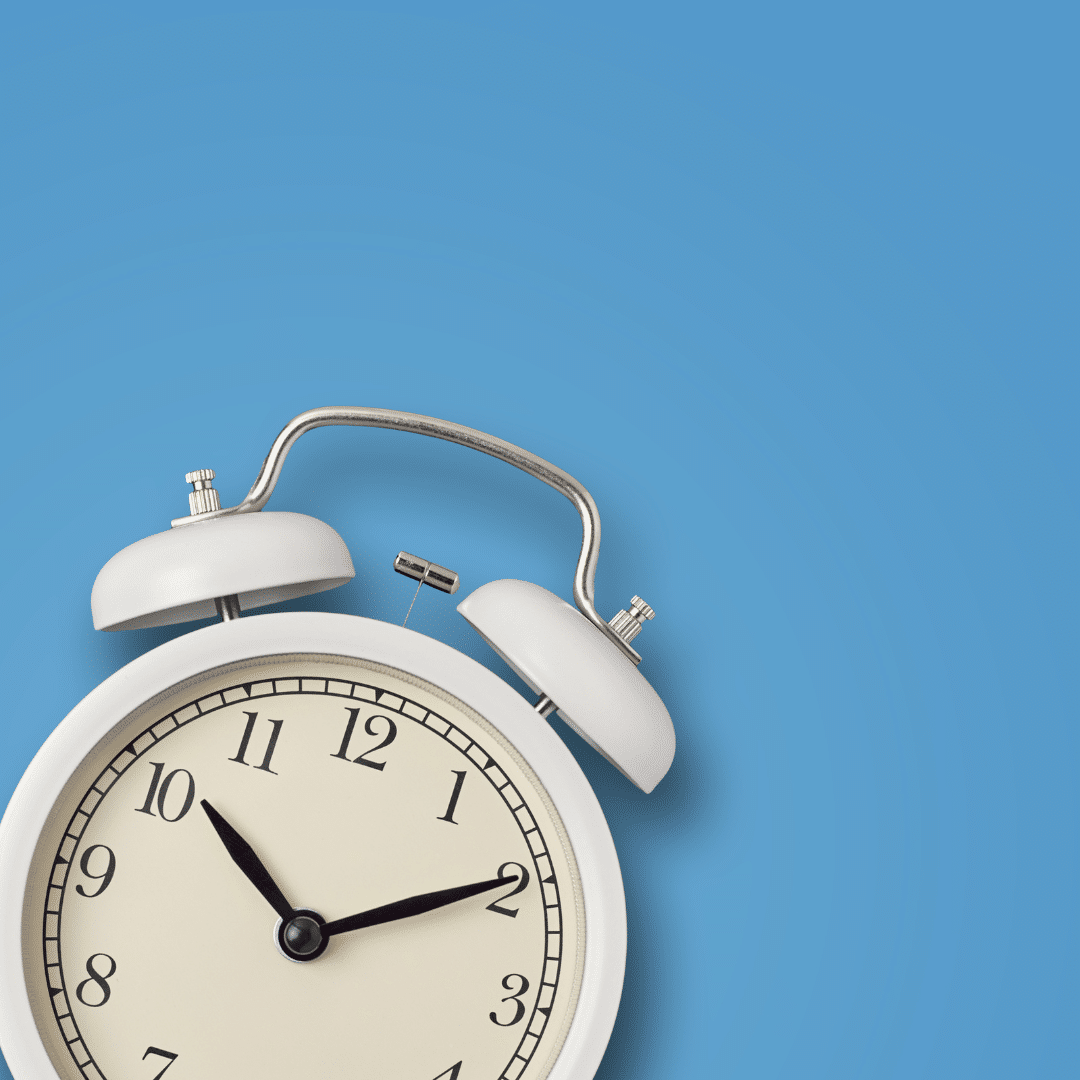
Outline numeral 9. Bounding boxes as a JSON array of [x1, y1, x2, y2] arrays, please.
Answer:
[[75, 844, 116, 898]]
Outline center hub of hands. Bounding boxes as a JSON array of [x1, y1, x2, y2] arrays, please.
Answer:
[[286, 917, 320, 953], [277, 910, 327, 962]]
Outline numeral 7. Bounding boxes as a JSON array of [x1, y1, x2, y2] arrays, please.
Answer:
[[142, 1047, 178, 1080]]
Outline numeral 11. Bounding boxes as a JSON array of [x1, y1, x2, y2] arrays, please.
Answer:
[[229, 712, 283, 774]]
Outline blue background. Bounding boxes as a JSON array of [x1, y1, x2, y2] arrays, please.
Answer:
[[1, 3, 1076, 1077]]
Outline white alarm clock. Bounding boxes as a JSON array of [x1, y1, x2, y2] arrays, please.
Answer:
[[0, 407, 675, 1080]]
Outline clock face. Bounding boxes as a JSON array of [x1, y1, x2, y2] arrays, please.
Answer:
[[22, 654, 584, 1080]]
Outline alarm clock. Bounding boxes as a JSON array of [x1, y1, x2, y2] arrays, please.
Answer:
[[0, 407, 675, 1080]]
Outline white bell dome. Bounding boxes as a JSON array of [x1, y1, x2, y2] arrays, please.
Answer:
[[91, 511, 355, 631], [458, 579, 676, 793]]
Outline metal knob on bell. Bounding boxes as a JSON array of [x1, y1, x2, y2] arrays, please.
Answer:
[[91, 471, 355, 632]]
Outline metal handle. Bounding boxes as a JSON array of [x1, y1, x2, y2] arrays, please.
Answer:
[[172, 407, 641, 662]]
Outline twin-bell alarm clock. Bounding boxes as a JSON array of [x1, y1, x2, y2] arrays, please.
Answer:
[[0, 407, 675, 1080]]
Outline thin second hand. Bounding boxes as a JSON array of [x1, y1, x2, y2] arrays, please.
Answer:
[[402, 577, 424, 627]]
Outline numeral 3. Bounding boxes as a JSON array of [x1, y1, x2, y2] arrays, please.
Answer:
[[490, 973, 530, 1026]]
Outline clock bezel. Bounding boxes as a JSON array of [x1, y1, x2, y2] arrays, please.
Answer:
[[0, 611, 627, 1080]]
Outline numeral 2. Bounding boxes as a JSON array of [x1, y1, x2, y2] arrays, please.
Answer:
[[331, 709, 397, 770], [229, 711, 283, 773], [486, 862, 530, 918], [135, 763, 195, 822]]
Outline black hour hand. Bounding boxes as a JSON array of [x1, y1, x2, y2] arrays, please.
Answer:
[[322, 875, 516, 938], [200, 799, 294, 921]]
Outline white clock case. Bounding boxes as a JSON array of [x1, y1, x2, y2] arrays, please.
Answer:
[[0, 612, 626, 1080]]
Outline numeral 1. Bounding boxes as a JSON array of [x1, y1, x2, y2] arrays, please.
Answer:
[[437, 771, 467, 823], [431, 1064, 462, 1080], [229, 712, 283, 773], [330, 708, 361, 760]]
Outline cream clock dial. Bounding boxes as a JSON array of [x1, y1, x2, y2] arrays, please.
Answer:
[[22, 652, 584, 1080]]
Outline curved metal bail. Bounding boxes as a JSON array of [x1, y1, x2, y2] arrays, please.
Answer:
[[170, 407, 641, 663]]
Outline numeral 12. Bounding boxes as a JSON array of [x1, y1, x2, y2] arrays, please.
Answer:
[[331, 708, 397, 771]]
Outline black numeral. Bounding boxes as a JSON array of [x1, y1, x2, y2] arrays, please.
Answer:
[[75, 845, 116, 898], [486, 862, 530, 918], [135, 763, 195, 822], [489, 973, 530, 1026], [142, 1047, 178, 1080], [229, 712, 283, 773], [331, 709, 397, 771], [431, 1064, 462, 1080], [330, 708, 360, 760], [437, 771, 467, 823], [75, 953, 116, 1007]]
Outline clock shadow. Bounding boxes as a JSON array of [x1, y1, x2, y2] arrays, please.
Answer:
[[548, 713, 711, 1080]]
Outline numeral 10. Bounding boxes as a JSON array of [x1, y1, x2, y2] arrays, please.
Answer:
[[134, 763, 195, 822]]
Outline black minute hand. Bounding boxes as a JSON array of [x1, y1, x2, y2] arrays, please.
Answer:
[[200, 799, 294, 921], [321, 875, 517, 938]]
